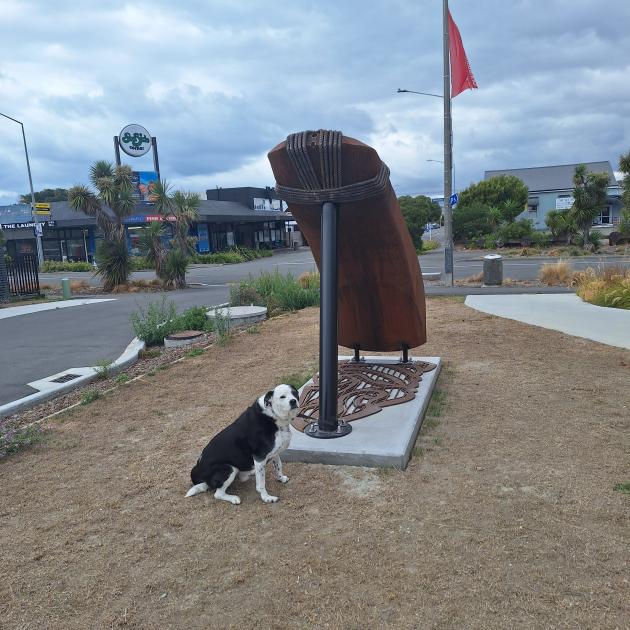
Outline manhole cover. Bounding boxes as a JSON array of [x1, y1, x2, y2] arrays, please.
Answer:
[[51, 373, 82, 384], [166, 330, 204, 340]]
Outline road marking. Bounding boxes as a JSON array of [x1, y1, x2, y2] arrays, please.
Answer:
[[0, 298, 116, 320]]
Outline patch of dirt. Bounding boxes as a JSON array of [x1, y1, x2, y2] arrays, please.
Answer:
[[1, 300, 629, 629]]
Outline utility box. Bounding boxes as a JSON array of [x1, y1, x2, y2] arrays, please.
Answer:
[[483, 254, 503, 286]]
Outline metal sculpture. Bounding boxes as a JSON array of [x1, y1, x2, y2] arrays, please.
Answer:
[[293, 360, 437, 431], [268, 130, 427, 438]]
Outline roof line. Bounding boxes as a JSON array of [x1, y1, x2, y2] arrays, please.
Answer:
[[485, 161, 612, 173]]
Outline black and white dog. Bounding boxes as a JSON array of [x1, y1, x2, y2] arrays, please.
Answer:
[[185, 384, 299, 504]]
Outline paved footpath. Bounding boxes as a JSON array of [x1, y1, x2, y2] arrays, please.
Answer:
[[465, 293, 630, 350]]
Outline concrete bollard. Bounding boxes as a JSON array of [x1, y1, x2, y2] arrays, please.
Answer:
[[61, 277, 72, 299], [483, 254, 503, 286]]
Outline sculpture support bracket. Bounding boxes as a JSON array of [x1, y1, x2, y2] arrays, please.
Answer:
[[305, 201, 352, 439]]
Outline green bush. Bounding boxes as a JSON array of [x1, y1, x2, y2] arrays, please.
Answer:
[[453, 202, 492, 241], [421, 240, 439, 252], [231, 270, 319, 314], [484, 233, 498, 249], [40, 260, 93, 272], [531, 231, 551, 248], [0, 417, 42, 459], [496, 218, 534, 242], [130, 296, 178, 345], [175, 305, 210, 331], [194, 251, 245, 264], [193, 247, 274, 265], [130, 256, 153, 271]]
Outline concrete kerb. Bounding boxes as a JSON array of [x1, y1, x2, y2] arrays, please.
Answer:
[[0, 337, 146, 420]]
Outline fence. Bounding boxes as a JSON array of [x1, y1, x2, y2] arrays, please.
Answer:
[[3, 253, 40, 299]]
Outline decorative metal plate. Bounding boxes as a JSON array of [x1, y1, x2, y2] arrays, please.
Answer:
[[293, 360, 437, 432]]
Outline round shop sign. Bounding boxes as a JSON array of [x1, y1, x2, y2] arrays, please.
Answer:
[[119, 124, 152, 157]]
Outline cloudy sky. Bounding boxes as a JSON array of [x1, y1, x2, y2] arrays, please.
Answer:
[[1, 0, 629, 205]]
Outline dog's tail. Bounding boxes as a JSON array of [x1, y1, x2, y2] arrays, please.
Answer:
[[185, 482, 209, 497]]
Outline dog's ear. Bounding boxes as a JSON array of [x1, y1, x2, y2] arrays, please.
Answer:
[[264, 390, 274, 407]]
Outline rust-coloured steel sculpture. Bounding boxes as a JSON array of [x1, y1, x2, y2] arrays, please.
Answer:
[[293, 360, 437, 431], [268, 130, 427, 352]]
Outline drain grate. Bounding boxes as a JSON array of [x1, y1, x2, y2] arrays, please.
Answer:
[[51, 373, 82, 384]]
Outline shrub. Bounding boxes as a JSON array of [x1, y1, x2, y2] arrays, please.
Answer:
[[130, 256, 153, 271], [207, 309, 232, 344], [175, 305, 209, 331], [496, 218, 534, 242], [40, 260, 93, 272], [421, 240, 439, 252], [539, 260, 574, 286], [453, 202, 492, 241], [484, 233, 498, 249], [194, 251, 245, 264], [94, 360, 112, 380], [0, 418, 42, 459], [531, 231, 551, 248], [130, 296, 178, 345]]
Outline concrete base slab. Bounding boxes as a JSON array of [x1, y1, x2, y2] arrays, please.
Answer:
[[284, 355, 441, 469]]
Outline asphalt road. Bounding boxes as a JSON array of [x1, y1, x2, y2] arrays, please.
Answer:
[[3, 246, 629, 406]]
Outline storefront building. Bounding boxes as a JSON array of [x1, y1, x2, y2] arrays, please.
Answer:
[[0, 187, 293, 262]]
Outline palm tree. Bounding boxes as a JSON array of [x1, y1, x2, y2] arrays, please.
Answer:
[[570, 165, 609, 250], [138, 221, 167, 279], [152, 180, 200, 288], [487, 206, 503, 231], [68, 161, 135, 290]]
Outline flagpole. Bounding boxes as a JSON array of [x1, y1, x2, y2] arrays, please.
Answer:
[[442, 0, 454, 286]]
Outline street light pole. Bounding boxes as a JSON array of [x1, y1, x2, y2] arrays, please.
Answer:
[[0, 112, 44, 265]]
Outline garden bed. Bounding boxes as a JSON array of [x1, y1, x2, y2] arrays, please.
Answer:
[[1, 300, 628, 628]]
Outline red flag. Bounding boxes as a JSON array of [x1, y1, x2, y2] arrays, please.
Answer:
[[448, 10, 478, 97]]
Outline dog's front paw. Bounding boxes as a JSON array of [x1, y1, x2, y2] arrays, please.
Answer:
[[278, 475, 289, 484], [261, 494, 278, 503], [229, 496, 241, 505]]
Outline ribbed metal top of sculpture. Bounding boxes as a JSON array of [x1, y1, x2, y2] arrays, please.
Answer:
[[275, 129, 390, 205]]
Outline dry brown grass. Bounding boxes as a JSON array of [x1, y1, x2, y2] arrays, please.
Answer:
[[111, 279, 164, 293], [297, 270, 320, 288], [539, 260, 575, 285], [1, 301, 629, 629]]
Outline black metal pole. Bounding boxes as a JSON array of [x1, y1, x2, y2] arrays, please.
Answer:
[[113, 136, 121, 166], [320, 201, 339, 432], [152, 137, 161, 180], [305, 201, 351, 439]]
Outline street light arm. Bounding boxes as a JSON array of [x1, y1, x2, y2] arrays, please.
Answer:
[[0, 111, 23, 125], [397, 88, 443, 99]]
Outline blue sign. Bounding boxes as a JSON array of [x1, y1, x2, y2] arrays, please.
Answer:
[[197, 223, 209, 253], [450, 193, 458, 206]]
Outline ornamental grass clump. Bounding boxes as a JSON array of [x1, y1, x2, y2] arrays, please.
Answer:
[[539, 260, 575, 286], [574, 266, 630, 310], [230, 270, 319, 315]]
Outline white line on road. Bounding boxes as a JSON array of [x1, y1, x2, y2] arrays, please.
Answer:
[[0, 298, 116, 320]]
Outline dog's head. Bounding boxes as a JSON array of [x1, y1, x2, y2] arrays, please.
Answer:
[[262, 384, 300, 423]]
